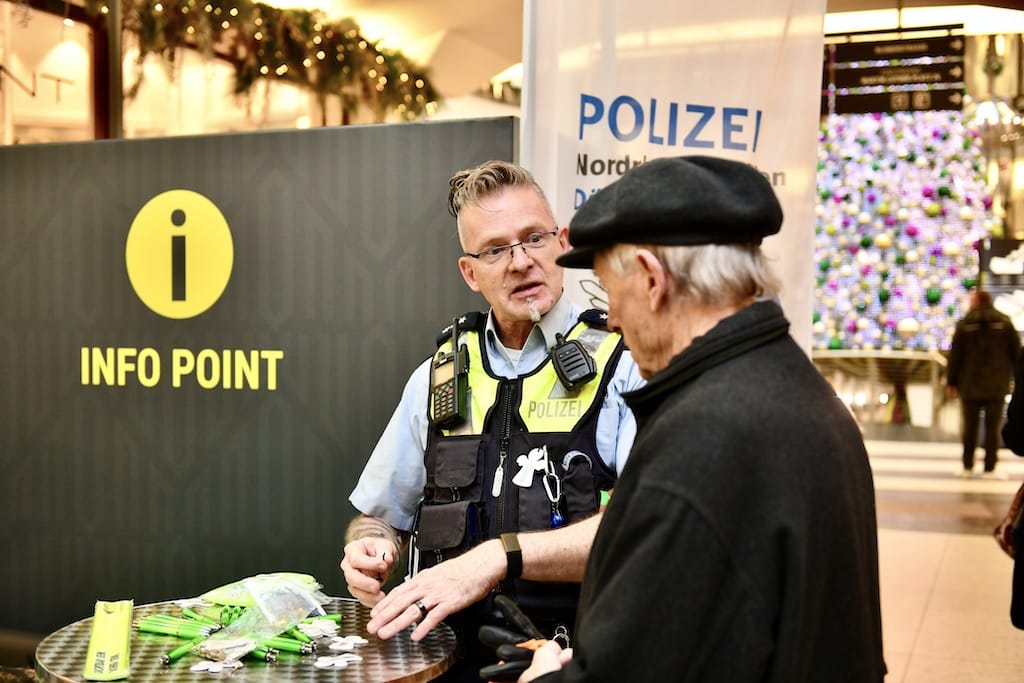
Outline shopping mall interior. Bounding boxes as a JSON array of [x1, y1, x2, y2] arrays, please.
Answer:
[[5, 1, 1024, 681]]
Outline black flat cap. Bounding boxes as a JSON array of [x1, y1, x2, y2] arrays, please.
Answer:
[[557, 155, 783, 269]]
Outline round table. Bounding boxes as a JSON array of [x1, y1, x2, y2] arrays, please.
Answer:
[[35, 597, 455, 683]]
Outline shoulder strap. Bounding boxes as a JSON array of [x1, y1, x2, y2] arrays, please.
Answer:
[[435, 311, 486, 347], [578, 308, 611, 330]]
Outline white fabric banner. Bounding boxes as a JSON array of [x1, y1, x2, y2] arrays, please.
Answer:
[[522, 0, 827, 350]]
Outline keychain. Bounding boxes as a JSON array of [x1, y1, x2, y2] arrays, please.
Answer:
[[542, 453, 565, 528], [492, 454, 506, 498], [512, 446, 548, 489]]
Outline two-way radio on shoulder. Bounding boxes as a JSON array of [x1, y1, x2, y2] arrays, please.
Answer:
[[551, 332, 597, 392], [430, 317, 470, 428]]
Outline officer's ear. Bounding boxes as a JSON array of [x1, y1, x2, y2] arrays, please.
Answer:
[[458, 256, 482, 293]]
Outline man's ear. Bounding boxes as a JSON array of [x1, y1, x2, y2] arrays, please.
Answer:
[[458, 256, 482, 293], [634, 249, 670, 312], [555, 225, 571, 253]]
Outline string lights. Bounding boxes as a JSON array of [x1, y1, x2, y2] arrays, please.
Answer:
[[83, 0, 440, 123]]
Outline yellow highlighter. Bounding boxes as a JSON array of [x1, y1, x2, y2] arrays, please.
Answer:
[[83, 599, 133, 681]]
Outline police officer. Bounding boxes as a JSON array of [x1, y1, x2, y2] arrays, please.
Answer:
[[339, 160, 643, 682]]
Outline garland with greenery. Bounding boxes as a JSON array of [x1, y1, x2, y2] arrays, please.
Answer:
[[84, 0, 440, 123]]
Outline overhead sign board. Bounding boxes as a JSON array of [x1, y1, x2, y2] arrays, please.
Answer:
[[833, 63, 964, 90], [834, 89, 963, 115], [823, 26, 965, 115], [833, 34, 965, 63]]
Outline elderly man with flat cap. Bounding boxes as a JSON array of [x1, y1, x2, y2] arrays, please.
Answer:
[[514, 156, 886, 682]]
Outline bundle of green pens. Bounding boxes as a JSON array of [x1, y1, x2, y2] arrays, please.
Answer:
[[136, 613, 218, 641], [139, 573, 335, 667], [134, 607, 268, 665], [191, 573, 330, 665]]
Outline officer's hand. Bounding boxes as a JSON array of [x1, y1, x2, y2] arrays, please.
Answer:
[[340, 538, 396, 607], [368, 542, 504, 641]]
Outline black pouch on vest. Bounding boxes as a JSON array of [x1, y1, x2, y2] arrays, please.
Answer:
[[561, 451, 600, 523], [432, 438, 483, 502], [508, 435, 558, 531], [415, 500, 482, 566], [513, 447, 604, 529]]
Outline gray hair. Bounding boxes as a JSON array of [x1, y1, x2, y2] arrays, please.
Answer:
[[447, 161, 553, 245], [447, 160, 549, 217], [603, 242, 780, 308]]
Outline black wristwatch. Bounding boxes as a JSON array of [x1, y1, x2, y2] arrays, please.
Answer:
[[500, 532, 522, 579]]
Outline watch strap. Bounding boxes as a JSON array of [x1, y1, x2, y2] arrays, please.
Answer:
[[500, 532, 522, 579]]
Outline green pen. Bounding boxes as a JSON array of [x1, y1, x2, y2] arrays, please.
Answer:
[[248, 647, 276, 662], [137, 621, 211, 639], [220, 606, 246, 625], [161, 637, 206, 665], [264, 637, 314, 654], [302, 614, 341, 623], [287, 627, 312, 643], [182, 608, 220, 627], [140, 614, 187, 623], [141, 614, 212, 629], [140, 614, 211, 628]]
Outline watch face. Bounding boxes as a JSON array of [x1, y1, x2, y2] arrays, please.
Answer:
[[500, 533, 523, 578], [500, 533, 520, 552]]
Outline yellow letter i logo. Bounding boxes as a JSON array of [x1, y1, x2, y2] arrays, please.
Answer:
[[126, 189, 234, 319], [172, 208, 186, 302]]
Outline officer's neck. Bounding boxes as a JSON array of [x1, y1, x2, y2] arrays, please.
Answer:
[[492, 293, 566, 350], [496, 319, 537, 351]]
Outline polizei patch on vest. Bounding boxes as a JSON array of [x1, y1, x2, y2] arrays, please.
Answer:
[[526, 400, 583, 419]]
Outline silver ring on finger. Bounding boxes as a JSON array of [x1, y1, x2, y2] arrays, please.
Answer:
[[415, 600, 429, 620]]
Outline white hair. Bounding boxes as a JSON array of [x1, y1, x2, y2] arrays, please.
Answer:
[[603, 242, 780, 308]]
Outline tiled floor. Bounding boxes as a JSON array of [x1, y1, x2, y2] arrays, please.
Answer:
[[869, 439, 1024, 682]]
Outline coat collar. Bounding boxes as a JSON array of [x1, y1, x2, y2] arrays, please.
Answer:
[[625, 300, 790, 415]]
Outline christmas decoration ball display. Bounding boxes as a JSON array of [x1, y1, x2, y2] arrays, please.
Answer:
[[814, 111, 996, 351]]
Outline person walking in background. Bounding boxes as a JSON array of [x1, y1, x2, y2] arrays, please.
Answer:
[[947, 288, 1020, 478]]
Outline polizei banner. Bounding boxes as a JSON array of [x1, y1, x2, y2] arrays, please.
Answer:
[[521, 1, 827, 349]]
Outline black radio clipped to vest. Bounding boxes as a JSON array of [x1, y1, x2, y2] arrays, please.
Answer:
[[551, 332, 597, 392], [430, 317, 470, 428]]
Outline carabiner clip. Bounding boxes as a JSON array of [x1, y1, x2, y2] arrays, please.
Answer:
[[542, 470, 562, 505]]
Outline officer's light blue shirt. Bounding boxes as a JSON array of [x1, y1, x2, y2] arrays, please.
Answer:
[[349, 294, 644, 531]]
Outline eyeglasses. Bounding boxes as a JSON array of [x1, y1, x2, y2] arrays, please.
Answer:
[[464, 230, 558, 264]]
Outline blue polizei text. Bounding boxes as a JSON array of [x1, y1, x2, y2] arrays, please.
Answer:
[[578, 93, 763, 152]]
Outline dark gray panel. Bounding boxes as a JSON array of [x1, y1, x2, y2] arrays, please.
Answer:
[[0, 117, 518, 634]]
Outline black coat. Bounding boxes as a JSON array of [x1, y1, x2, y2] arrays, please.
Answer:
[[947, 304, 1019, 401], [1001, 356, 1024, 628], [539, 301, 885, 682], [1003, 356, 1024, 455]]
